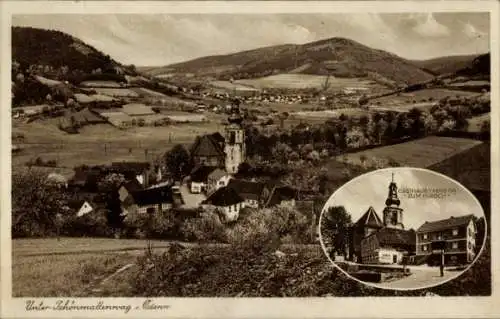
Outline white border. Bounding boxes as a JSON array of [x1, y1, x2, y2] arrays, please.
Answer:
[[1, 1, 499, 318], [318, 167, 488, 291]]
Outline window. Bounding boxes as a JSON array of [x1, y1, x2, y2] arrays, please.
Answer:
[[452, 228, 459, 236], [468, 242, 472, 250], [452, 242, 458, 249], [423, 245, 428, 251], [423, 234, 428, 240]]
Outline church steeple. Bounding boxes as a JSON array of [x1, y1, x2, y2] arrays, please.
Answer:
[[382, 172, 404, 229], [385, 172, 401, 207], [224, 99, 245, 174]]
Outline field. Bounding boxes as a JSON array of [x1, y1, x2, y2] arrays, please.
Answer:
[[130, 87, 168, 98], [467, 113, 490, 132], [80, 80, 122, 88], [91, 88, 140, 98], [290, 108, 368, 119], [11, 116, 224, 170], [371, 88, 480, 105], [369, 102, 437, 113], [209, 80, 261, 92], [235, 74, 384, 91], [337, 136, 483, 167]]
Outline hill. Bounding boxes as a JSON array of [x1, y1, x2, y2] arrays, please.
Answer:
[[147, 37, 435, 86], [411, 54, 480, 76], [11, 27, 138, 79]]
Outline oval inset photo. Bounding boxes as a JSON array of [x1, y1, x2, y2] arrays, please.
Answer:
[[318, 167, 487, 291]]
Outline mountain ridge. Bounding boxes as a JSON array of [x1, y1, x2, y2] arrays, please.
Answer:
[[145, 37, 436, 86]]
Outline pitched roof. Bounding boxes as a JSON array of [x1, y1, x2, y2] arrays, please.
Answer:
[[373, 228, 416, 247], [355, 206, 383, 228], [227, 179, 266, 201], [203, 187, 244, 207], [428, 142, 490, 192], [130, 185, 173, 206], [190, 165, 217, 183], [208, 168, 228, 181], [190, 135, 225, 158], [417, 214, 475, 233]]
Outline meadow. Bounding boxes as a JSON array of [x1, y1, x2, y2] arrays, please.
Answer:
[[371, 88, 480, 105], [235, 74, 384, 92], [11, 116, 224, 171], [337, 136, 483, 167]]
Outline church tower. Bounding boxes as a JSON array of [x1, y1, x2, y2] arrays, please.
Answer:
[[224, 101, 245, 174], [382, 173, 404, 229]]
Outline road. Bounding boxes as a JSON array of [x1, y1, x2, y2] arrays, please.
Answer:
[[375, 268, 459, 289]]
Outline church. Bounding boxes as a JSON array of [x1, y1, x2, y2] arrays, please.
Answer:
[[188, 102, 246, 193], [350, 174, 416, 264]]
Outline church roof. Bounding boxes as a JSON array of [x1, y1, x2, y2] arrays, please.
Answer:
[[355, 206, 383, 228], [190, 135, 225, 158], [417, 214, 475, 233]]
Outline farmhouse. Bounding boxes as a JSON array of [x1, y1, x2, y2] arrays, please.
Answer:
[[202, 187, 245, 222], [264, 185, 298, 208], [189, 165, 217, 194], [226, 179, 266, 208], [121, 185, 174, 217], [415, 215, 477, 266], [207, 168, 232, 195]]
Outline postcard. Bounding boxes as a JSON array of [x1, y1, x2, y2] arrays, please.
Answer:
[[1, 1, 498, 318]]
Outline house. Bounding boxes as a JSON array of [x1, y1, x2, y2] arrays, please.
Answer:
[[202, 187, 245, 222], [227, 179, 266, 208], [360, 227, 416, 265], [189, 165, 217, 194], [118, 179, 144, 202], [415, 214, 477, 266], [75, 200, 95, 217], [121, 185, 174, 217], [190, 134, 225, 167], [207, 168, 232, 194], [349, 206, 384, 262]]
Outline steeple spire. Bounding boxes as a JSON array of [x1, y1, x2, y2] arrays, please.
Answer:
[[385, 173, 400, 207]]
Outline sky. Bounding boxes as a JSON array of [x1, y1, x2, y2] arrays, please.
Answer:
[[322, 168, 484, 230], [12, 13, 490, 66]]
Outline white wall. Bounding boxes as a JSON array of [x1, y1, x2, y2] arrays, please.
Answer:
[[378, 248, 402, 264]]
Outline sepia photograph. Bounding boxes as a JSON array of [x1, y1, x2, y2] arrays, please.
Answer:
[[319, 168, 487, 290], [1, 2, 496, 316]]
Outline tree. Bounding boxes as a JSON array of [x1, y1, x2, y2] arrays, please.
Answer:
[[12, 168, 70, 237], [321, 206, 352, 258], [164, 144, 191, 181], [97, 173, 126, 233], [271, 142, 292, 164]]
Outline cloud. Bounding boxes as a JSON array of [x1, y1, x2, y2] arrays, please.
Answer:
[[12, 13, 489, 65], [412, 13, 450, 37], [463, 22, 487, 39]]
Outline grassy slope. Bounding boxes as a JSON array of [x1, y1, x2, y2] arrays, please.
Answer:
[[411, 54, 479, 76], [338, 136, 483, 167], [12, 116, 225, 169]]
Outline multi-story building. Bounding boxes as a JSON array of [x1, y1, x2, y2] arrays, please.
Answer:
[[416, 214, 477, 266]]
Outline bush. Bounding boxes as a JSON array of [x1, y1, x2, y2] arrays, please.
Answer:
[[180, 211, 227, 242]]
